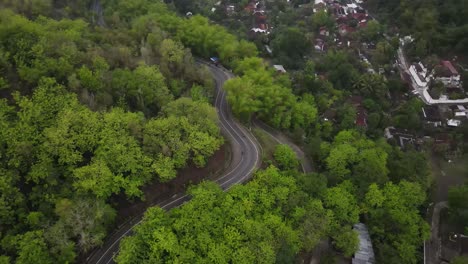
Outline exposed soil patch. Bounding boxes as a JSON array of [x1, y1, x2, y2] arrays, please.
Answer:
[[109, 143, 230, 225]]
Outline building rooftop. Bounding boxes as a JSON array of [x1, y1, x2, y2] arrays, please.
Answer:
[[384, 127, 420, 149], [273, 65, 286, 73], [442, 60, 459, 76], [353, 223, 375, 264]]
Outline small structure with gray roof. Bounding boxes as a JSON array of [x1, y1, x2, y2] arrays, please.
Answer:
[[352, 223, 375, 264]]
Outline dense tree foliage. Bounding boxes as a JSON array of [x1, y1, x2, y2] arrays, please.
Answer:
[[364, 182, 430, 264], [0, 1, 438, 263], [274, 144, 300, 170], [366, 0, 468, 57], [225, 57, 318, 129], [448, 184, 468, 234], [117, 165, 361, 263], [321, 130, 389, 191], [0, 2, 229, 262], [0, 77, 222, 261]]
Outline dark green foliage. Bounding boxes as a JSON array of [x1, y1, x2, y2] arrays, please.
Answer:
[[448, 184, 468, 231], [366, 0, 468, 57]]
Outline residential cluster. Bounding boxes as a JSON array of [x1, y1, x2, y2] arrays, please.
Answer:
[[311, 0, 371, 52]]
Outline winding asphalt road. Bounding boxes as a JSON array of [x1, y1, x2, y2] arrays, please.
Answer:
[[85, 62, 261, 264]]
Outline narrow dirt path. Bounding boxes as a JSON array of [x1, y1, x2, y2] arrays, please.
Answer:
[[427, 201, 448, 264], [253, 119, 313, 173]]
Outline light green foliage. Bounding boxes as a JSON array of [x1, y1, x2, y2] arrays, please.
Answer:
[[324, 130, 389, 190], [224, 76, 261, 121], [0, 11, 86, 85], [73, 160, 121, 199], [54, 198, 116, 252], [117, 166, 330, 263], [14, 230, 53, 264], [274, 144, 299, 170], [0, 2, 229, 262], [143, 113, 223, 180], [110, 65, 172, 113], [332, 226, 359, 257], [365, 182, 430, 264], [177, 15, 257, 63], [323, 181, 360, 256], [130, 65, 172, 113], [226, 57, 317, 130], [324, 181, 359, 225], [292, 94, 318, 130], [143, 98, 222, 180], [295, 200, 331, 251], [43, 105, 101, 166], [190, 85, 209, 103], [0, 78, 222, 261]]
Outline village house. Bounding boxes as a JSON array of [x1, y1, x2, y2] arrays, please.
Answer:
[[244, 0, 259, 13], [445, 105, 468, 127], [315, 38, 326, 52], [319, 26, 330, 36], [433, 60, 461, 88], [226, 5, 235, 16], [313, 2, 327, 13], [409, 62, 429, 87], [447, 119, 462, 127], [273, 65, 287, 73], [322, 108, 337, 122], [452, 105, 468, 119], [338, 23, 356, 36], [384, 127, 421, 149]]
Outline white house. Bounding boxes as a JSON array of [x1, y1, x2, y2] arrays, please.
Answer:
[[409, 62, 429, 87]]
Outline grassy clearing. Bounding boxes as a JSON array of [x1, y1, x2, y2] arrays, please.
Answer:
[[431, 154, 468, 202], [440, 155, 468, 180], [253, 128, 279, 165]]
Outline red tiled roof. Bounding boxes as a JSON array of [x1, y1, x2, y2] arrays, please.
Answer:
[[442, 60, 459, 76], [349, 95, 363, 106], [339, 24, 356, 34], [351, 13, 366, 20]]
